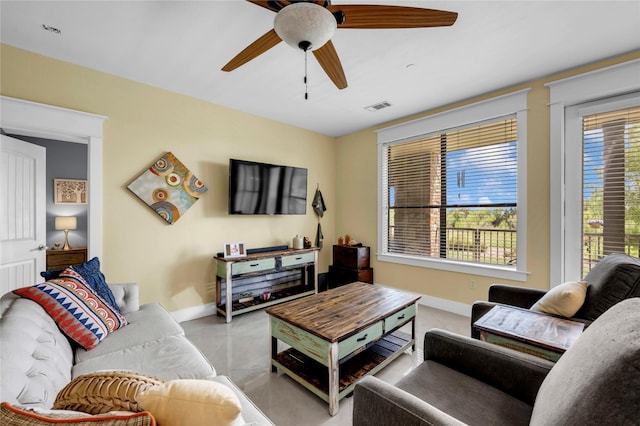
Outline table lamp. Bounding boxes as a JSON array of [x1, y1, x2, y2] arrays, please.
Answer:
[[55, 216, 77, 250]]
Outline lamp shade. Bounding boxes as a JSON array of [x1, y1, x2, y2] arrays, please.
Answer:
[[274, 2, 336, 51], [55, 216, 77, 230]]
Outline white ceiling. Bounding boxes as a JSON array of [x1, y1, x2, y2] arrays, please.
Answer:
[[1, 1, 639, 137]]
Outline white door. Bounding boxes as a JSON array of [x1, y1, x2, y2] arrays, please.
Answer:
[[0, 134, 46, 294]]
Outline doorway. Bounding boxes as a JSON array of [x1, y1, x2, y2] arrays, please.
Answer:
[[0, 95, 107, 260]]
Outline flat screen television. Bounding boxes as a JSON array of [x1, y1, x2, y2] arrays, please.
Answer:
[[228, 159, 308, 215]]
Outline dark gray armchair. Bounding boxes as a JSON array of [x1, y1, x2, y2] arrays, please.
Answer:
[[471, 252, 640, 338], [353, 297, 640, 426]]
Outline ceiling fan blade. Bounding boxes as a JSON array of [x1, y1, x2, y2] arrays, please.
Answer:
[[245, 1, 290, 13], [312, 40, 348, 90], [222, 29, 282, 72], [327, 5, 458, 29]]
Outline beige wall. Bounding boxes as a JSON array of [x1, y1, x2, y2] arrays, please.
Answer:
[[335, 51, 640, 306], [3, 43, 639, 312], [1, 44, 336, 311]]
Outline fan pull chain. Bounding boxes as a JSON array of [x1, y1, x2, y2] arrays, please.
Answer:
[[304, 49, 309, 100]]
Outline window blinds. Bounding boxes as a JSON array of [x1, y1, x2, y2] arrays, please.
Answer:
[[582, 105, 640, 272], [384, 116, 518, 265]]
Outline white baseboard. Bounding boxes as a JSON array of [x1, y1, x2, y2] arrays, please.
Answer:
[[171, 288, 472, 323], [171, 302, 217, 323], [374, 282, 471, 318], [417, 294, 471, 318]]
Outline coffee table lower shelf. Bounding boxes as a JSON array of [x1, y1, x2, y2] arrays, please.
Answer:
[[272, 331, 412, 403]]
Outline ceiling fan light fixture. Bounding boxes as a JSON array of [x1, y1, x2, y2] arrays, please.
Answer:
[[274, 2, 336, 52]]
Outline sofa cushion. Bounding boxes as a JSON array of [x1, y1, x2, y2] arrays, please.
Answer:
[[209, 376, 274, 426], [53, 371, 164, 414], [72, 335, 216, 381], [576, 253, 640, 321], [137, 379, 242, 426], [72, 258, 122, 314], [14, 270, 127, 350], [531, 297, 640, 425], [0, 402, 155, 425], [74, 303, 184, 363], [530, 281, 587, 317], [0, 297, 74, 408], [395, 360, 532, 425]]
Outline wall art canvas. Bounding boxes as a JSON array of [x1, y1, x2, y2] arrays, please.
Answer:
[[127, 152, 208, 224], [54, 178, 87, 204]]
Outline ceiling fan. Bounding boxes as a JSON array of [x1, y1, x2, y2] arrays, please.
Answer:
[[221, 0, 458, 90]]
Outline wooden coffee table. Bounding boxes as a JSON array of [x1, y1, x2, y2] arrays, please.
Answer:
[[265, 282, 420, 415]]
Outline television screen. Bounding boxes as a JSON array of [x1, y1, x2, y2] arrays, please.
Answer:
[[228, 159, 308, 215]]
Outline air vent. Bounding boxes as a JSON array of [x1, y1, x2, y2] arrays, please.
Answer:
[[364, 101, 392, 112]]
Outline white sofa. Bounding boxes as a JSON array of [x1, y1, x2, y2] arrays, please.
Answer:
[[0, 283, 273, 425]]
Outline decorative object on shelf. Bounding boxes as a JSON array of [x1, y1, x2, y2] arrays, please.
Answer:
[[224, 242, 246, 259], [54, 178, 87, 204], [127, 152, 208, 224], [292, 234, 304, 249], [345, 234, 351, 245], [55, 216, 77, 250], [303, 236, 311, 249], [338, 236, 344, 245], [238, 292, 254, 304]]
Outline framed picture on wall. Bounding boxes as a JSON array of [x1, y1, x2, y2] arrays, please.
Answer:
[[224, 242, 246, 259], [54, 178, 87, 204]]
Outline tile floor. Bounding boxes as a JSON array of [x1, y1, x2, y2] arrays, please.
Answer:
[[182, 303, 470, 426]]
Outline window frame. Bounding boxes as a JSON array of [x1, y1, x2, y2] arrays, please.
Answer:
[[547, 59, 640, 286], [376, 90, 530, 281], [565, 94, 640, 279]]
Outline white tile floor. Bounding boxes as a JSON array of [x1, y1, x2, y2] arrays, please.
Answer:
[[182, 303, 470, 426]]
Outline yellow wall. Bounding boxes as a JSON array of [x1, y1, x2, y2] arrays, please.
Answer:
[[3, 43, 639, 312], [1, 44, 336, 311], [335, 50, 640, 305]]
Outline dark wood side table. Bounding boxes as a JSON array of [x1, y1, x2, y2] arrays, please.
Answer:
[[473, 305, 585, 362], [328, 244, 373, 288], [46, 247, 87, 270]]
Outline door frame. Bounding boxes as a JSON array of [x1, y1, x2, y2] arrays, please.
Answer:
[[0, 96, 107, 259]]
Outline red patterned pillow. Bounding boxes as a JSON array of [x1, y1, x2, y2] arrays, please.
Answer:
[[1, 402, 155, 425], [14, 269, 127, 350]]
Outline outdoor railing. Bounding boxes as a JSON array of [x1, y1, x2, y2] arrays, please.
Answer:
[[445, 227, 517, 265], [389, 227, 639, 269], [583, 232, 640, 273]]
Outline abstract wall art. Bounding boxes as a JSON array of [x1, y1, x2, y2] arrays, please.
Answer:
[[127, 152, 208, 224]]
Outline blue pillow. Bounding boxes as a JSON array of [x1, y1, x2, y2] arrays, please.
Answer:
[[40, 268, 64, 280], [72, 257, 122, 314]]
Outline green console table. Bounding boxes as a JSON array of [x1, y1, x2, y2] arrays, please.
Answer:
[[214, 247, 318, 323]]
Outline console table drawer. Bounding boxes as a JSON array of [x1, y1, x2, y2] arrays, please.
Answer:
[[232, 258, 276, 275], [281, 252, 315, 268], [339, 321, 383, 358], [385, 304, 415, 332]]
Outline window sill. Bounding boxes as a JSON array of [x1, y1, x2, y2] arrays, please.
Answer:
[[377, 253, 530, 282]]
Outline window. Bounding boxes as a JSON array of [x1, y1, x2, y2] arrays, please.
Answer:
[[377, 90, 528, 280], [575, 101, 640, 276], [547, 59, 640, 285]]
